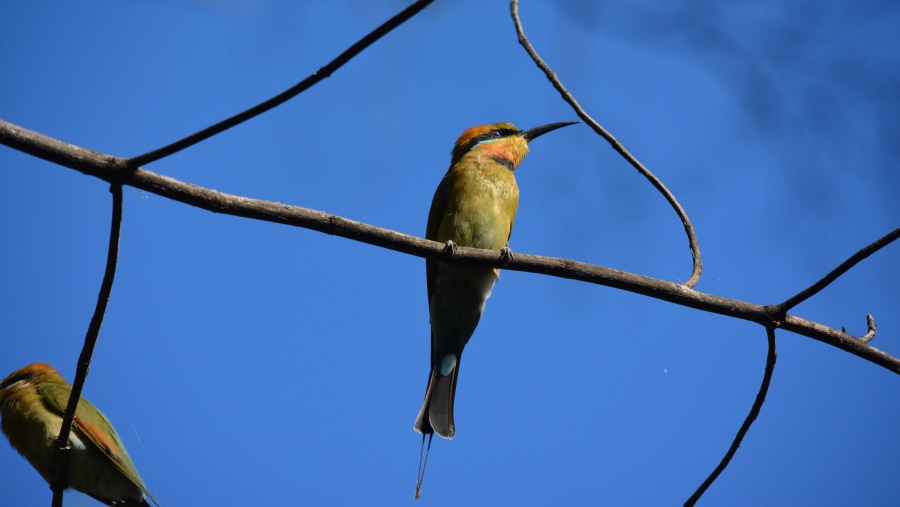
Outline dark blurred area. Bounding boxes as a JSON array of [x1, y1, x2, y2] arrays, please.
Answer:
[[554, 0, 900, 217]]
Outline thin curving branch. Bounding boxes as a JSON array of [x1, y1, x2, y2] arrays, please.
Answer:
[[126, 0, 434, 168], [776, 228, 900, 313], [51, 184, 124, 507], [509, 0, 703, 289], [2, 119, 897, 374], [684, 327, 777, 507]]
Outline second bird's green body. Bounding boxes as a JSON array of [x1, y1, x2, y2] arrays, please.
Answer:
[[0, 363, 158, 507]]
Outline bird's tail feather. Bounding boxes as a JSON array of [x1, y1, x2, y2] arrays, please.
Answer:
[[413, 365, 458, 439]]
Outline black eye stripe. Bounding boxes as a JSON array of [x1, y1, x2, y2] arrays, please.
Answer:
[[476, 128, 515, 143], [459, 127, 519, 156]]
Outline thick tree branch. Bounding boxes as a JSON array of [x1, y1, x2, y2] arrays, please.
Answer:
[[510, 0, 703, 289], [126, 0, 434, 168], [685, 327, 777, 506], [1, 119, 897, 374], [51, 184, 123, 507]]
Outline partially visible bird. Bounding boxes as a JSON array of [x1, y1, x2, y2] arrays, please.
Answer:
[[413, 121, 575, 498], [0, 363, 159, 507]]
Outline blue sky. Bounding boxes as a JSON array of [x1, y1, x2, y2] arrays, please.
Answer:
[[1, 1, 898, 506]]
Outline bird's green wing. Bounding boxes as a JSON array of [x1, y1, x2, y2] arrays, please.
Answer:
[[38, 383, 158, 506], [426, 171, 455, 303]]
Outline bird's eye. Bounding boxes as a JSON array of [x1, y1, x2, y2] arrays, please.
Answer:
[[490, 130, 501, 138]]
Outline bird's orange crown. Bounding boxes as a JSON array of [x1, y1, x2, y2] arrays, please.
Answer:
[[0, 363, 57, 389]]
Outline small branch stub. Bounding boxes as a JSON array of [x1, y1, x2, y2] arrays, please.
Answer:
[[842, 314, 876, 343], [860, 314, 877, 343]]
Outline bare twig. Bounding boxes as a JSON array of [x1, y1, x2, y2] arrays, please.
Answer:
[[860, 314, 877, 343], [844, 314, 877, 344], [1, 119, 897, 374], [685, 327, 777, 506], [509, 0, 703, 289], [126, 0, 434, 168], [776, 228, 900, 313], [51, 184, 124, 507]]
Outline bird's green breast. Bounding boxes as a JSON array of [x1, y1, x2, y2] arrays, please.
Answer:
[[434, 155, 519, 250]]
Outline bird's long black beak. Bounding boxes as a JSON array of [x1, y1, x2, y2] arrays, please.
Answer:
[[520, 121, 578, 142]]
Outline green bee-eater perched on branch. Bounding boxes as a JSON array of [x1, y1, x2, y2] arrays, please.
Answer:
[[414, 121, 576, 498], [0, 363, 159, 507]]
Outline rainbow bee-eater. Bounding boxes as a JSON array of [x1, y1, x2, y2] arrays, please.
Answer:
[[413, 121, 575, 497], [0, 363, 159, 507]]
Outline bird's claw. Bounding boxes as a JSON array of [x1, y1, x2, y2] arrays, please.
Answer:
[[443, 240, 458, 257], [499, 247, 514, 266]]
